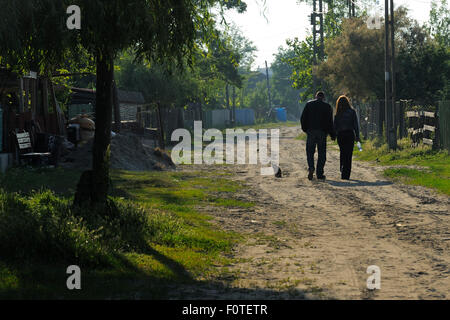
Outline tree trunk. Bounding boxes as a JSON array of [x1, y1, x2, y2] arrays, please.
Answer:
[[225, 84, 230, 125], [156, 102, 165, 150], [225, 83, 230, 110], [232, 86, 236, 127], [112, 74, 121, 133], [74, 51, 114, 208]]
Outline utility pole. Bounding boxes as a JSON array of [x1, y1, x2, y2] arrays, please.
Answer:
[[384, 0, 391, 147], [348, 0, 356, 18], [312, 0, 317, 94], [311, 0, 324, 95], [319, 0, 324, 60], [265, 60, 272, 119], [225, 83, 230, 111], [225, 83, 230, 126], [390, 0, 397, 149], [232, 86, 236, 127], [384, 0, 397, 149]]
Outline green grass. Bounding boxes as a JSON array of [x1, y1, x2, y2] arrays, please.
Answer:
[[294, 133, 449, 195], [0, 167, 81, 196], [0, 167, 249, 299], [354, 138, 450, 195], [230, 120, 299, 131], [296, 132, 307, 141]]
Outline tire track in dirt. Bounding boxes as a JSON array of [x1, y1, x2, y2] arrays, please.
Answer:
[[181, 126, 449, 299]]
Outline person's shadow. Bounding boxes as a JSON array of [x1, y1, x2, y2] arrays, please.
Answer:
[[326, 179, 393, 187]]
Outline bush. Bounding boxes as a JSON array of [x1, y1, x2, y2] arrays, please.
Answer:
[[0, 187, 231, 268], [0, 190, 162, 267], [0, 190, 106, 266], [72, 198, 152, 253]]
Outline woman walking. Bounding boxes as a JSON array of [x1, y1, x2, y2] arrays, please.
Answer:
[[334, 95, 360, 180]]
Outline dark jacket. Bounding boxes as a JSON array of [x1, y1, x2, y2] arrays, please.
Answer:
[[301, 99, 335, 138], [334, 108, 360, 140]]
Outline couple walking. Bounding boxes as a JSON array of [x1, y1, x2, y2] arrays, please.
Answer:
[[300, 91, 360, 181]]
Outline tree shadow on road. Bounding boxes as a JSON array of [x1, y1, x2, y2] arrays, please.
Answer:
[[325, 179, 393, 188]]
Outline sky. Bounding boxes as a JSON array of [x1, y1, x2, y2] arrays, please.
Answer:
[[223, 0, 439, 70]]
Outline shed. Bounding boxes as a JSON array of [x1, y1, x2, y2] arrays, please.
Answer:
[[68, 87, 96, 119], [68, 88, 146, 122], [117, 90, 146, 121]]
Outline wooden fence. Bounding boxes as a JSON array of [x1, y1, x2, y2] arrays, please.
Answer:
[[438, 100, 450, 152], [406, 110, 440, 149], [357, 99, 449, 152]]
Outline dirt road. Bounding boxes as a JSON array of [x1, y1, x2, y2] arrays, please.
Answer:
[[183, 126, 450, 300]]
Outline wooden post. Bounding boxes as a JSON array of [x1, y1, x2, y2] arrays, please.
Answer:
[[156, 102, 165, 150], [379, 99, 384, 138], [434, 105, 440, 151], [232, 86, 236, 127], [225, 84, 230, 126], [42, 78, 49, 131], [24, 78, 29, 111], [199, 102, 203, 123], [31, 79, 37, 121], [49, 81, 65, 135], [399, 103, 403, 138], [18, 78, 24, 113], [265, 60, 272, 118], [112, 77, 121, 133]]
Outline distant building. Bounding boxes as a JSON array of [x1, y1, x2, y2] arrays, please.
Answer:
[[68, 88, 146, 122], [68, 87, 95, 119], [117, 90, 145, 121]]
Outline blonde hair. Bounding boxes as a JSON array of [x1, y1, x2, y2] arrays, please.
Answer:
[[335, 95, 352, 115]]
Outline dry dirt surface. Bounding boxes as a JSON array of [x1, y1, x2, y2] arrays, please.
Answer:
[[178, 125, 449, 300]]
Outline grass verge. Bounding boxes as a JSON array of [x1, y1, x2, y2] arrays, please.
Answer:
[[232, 121, 299, 131], [354, 138, 449, 196], [0, 167, 248, 299]]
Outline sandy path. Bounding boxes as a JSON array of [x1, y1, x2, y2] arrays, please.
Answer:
[[181, 126, 449, 300]]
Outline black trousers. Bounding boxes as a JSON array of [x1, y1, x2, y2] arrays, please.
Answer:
[[337, 130, 355, 180], [306, 130, 327, 177]]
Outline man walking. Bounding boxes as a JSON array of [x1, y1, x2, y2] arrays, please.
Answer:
[[300, 91, 335, 180]]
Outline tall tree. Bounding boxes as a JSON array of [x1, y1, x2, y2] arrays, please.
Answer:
[[316, 6, 450, 103], [317, 17, 385, 101], [284, 36, 315, 100], [1, 0, 248, 209], [428, 0, 450, 48], [72, 0, 249, 207], [0, 1, 84, 75]]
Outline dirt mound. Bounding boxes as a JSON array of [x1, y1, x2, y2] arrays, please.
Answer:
[[60, 131, 175, 171]]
